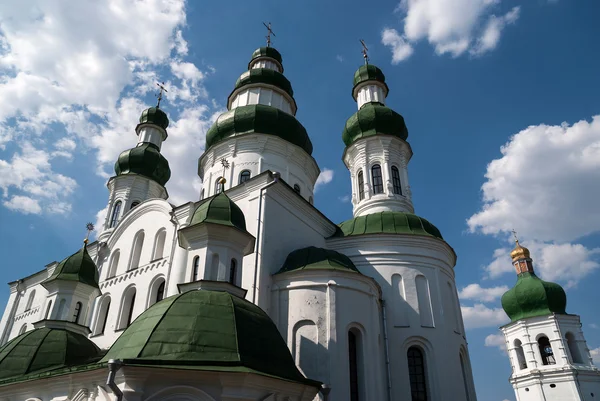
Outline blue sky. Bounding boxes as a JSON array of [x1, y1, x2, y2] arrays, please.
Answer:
[[1, 1, 600, 400]]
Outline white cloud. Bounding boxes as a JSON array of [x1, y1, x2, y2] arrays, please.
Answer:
[[381, 29, 414, 64], [459, 283, 509, 302], [384, 0, 520, 62], [591, 347, 600, 365], [338, 195, 351, 203], [484, 333, 507, 353], [315, 168, 335, 193], [590, 323, 599, 329], [461, 303, 509, 329], [471, 7, 520, 56], [3, 195, 42, 214], [336, 55, 344, 63]]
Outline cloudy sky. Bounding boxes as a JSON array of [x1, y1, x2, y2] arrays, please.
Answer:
[[1, 1, 599, 400]]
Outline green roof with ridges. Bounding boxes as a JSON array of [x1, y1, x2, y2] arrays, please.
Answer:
[[276, 246, 360, 274], [337, 211, 443, 240], [0, 327, 102, 382], [501, 272, 567, 322], [139, 107, 169, 130], [190, 193, 247, 232], [100, 290, 309, 384], [43, 245, 99, 289], [250, 47, 283, 66], [232, 68, 293, 98], [114, 142, 171, 186], [352, 64, 389, 99], [342, 102, 409, 147], [205, 104, 313, 155]]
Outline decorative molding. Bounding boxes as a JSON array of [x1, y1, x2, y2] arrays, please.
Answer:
[[100, 259, 168, 290]]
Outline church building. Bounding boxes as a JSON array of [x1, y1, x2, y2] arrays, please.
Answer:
[[0, 42, 478, 401]]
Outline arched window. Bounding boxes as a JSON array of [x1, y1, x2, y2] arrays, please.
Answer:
[[357, 170, 365, 200], [514, 339, 527, 369], [18, 324, 27, 335], [156, 281, 165, 303], [45, 300, 52, 319], [407, 346, 428, 401], [239, 170, 251, 184], [95, 296, 111, 335], [130, 201, 140, 210], [73, 302, 82, 324], [25, 290, 35, 311], [293, 184, 301, 194], [348, 330, 362, 401], [152, 229, 167, 260], [391, 166, 402, 195], [57, 298, 66, 320], [109, 201, 122, 228], [229, 259, 237, 285], [538, 336, 556, 365], [148, 278, 166, 307], [215, 177, 224, 194], [192, 256, 200, 281], [118, 288, 136, 329], [371, 164, 383, 194], [128, 231, 145, 270], [566, 332, 583, 364], [107, 250, 120, 279]]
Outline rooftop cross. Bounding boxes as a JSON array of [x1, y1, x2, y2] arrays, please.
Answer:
[[360, 39, 369, 65], [84, 222, 95, 245], [511, 229, 519, 244], [263, 22, 276, 47], [156, 82, 168, 108]]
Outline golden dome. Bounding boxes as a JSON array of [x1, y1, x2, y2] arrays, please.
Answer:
[[510, 240, 531, 261]]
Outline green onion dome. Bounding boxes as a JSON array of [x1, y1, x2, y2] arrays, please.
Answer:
[[139, 107, 169, 130], [0, 327, 102, 382], [249, 47, 283, 68], [231, 68, 294, 98], [501, 272, 567, 322], [276, 246, 360, 274], [352, 64, 389, 99], [43, 244, 99, 289], [114, 143, 171, 186], [205, 104, 313, 155], [190, 193, 247, 232], [336, 211, 443, 240], [342, 102, 409, 147], [100, 290, 314, 384]]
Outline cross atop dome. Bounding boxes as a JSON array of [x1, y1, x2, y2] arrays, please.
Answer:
[[156, 82, 168, 108], [360, 39, 369, 64], [263, 22, 276, 47]]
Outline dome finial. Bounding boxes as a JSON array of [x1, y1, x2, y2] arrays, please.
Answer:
[[263, 22, 276, 47], [360, 39, 369, 65], [510, 229, 531, 262], [155, 82, 168, 108], [84, 222, 94, 245]]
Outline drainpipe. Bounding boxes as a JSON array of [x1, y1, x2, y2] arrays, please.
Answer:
[[106, 359, 123, 401], [163, 209, 180, 296], [251, 174, 279, 304], [380, 299, 392, 401]]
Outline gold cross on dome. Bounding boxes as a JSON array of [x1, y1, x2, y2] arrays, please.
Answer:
[[84, 222, 95, 244], [511, 229, 519, 244], [156, 82, 168, 108], [263, 22, 276, 47], [360, 39, 369, 64]]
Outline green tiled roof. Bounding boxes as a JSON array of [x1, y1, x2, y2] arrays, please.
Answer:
[[0, 327, 102, 382], [250, 47, 283, 66], [277, 246, 360, 274], [139, 107, 169, 130], [205, 104, 313, 155], [232, 68, 293, 98], [352, 64, 389, 99], [190, 193, 247, 232], [114, 142, 171, 186], [342, 102, 409, 147], [337, 211, 443, 240], [100, 290, 308, 383], [501, 272, 567, 322], [43, 245, 99, 289]]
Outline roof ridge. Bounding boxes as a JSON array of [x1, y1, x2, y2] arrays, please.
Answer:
[[24, 328, 53, 375]]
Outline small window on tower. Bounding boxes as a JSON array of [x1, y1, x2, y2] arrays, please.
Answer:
[[109, 201, 122, 228], [358, 170, 365, 200], [239, 170, 251, 184], [391, 166, 402, 195], [371, 165, 383, 194], [538, 336, 556, 365]]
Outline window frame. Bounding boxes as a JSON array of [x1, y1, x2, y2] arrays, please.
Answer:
[[391, 166, 402, 195], [407, 346, 428, 401], [357, 170, 365, 200], [109, 201, 122, 228], [239, 170, 251, 184], [371, 164, 383, 194]]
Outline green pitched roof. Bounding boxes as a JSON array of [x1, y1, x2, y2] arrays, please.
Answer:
[[100, 290, 308, 383], [205, 104, 313, 155], [277, 246, 360, 274], [190, 193, 247, 232], [232, 68, 294, 98], [114, 142, 171, 186], [139, 107, 169, 130], [352, 64, 389, 99], [43, 245, 99, 289], [342, 102, 409, 147], [501, 272, 567, 322], [337, 211, 444, 240], [0, 327, 102, 382], [250, 47, 283, 66]]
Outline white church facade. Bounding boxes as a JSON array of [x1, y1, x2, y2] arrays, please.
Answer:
[[0, 44, 480, 401]]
